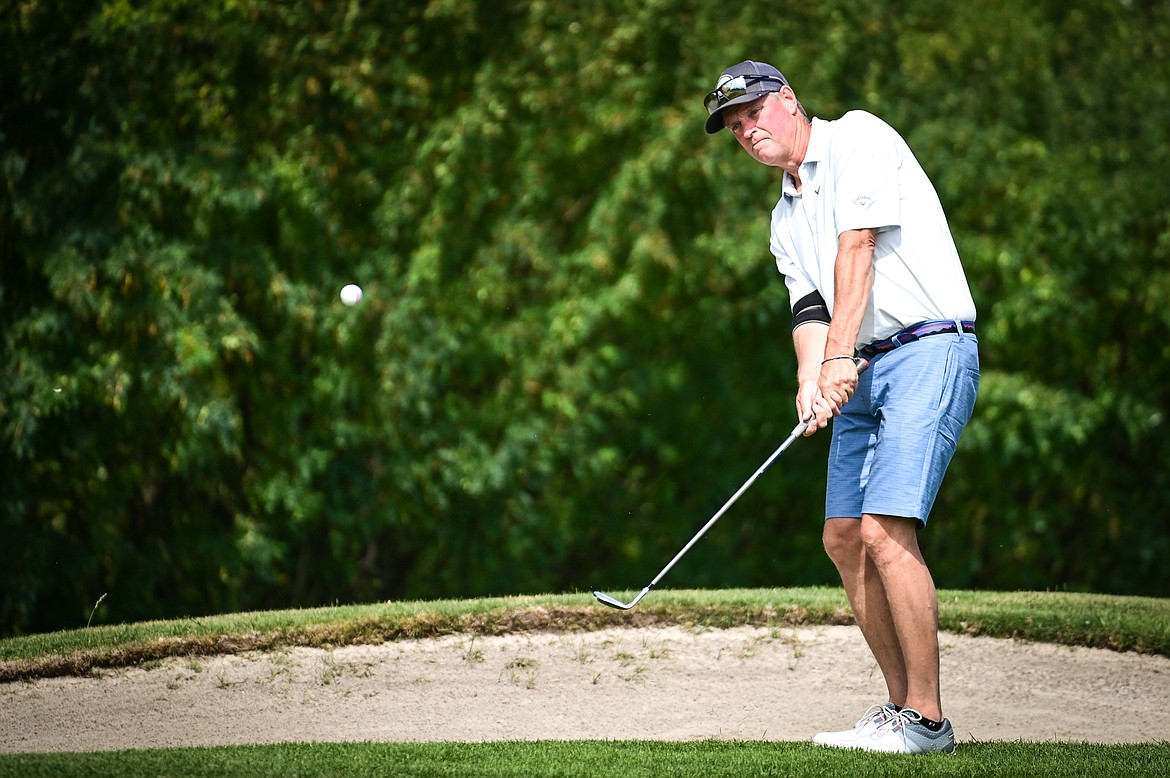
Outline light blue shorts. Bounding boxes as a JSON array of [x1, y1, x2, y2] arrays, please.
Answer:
[[825, 331, 980, 526]]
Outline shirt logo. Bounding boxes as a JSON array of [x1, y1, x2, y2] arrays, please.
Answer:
[[854, 195, 872, 206]]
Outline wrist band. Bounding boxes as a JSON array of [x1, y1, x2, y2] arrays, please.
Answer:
[[821, 355, 854, 365]]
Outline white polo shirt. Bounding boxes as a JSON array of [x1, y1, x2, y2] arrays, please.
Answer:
[[770, 110, 976, 348]]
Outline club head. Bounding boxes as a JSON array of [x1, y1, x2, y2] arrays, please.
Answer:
[[592, 590, 635, 610]]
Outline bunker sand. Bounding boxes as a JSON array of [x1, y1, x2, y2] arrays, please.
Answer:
[[3, 625, 1168, 753]]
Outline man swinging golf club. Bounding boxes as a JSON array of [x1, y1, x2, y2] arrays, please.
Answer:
[[704, 60, 980, 754]]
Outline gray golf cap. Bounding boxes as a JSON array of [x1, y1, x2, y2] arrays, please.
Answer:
[[704, 60, 789, 134]]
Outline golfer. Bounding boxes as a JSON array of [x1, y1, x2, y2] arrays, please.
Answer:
[[704, 60, 979, 755]]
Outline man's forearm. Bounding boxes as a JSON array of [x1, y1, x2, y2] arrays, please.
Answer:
[[794, 322, 830, 384], [825, 228, 876, 357]]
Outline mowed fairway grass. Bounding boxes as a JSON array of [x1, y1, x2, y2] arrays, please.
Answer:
[[5, 741, 1170, 778], [2, 588, 1168, 777]]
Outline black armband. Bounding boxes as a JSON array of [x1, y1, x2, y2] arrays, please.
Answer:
[[791, 290, 831, 330]]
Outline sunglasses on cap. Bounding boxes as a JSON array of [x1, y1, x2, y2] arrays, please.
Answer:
[[703, 74, 786, 115]]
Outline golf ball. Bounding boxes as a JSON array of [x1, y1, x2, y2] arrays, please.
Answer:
[[340, 284, 363, 305]]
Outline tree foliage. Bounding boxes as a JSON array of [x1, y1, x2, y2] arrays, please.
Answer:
[[3, 0, 1168, 635]]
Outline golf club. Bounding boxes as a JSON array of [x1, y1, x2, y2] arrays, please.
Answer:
[[592, 356, 869, 610]]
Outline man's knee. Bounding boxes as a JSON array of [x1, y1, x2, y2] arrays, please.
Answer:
[[859, 514, 921, 564], [822, 518, 862, 564]]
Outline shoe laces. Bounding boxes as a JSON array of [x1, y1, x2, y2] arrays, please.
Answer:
[[855, 704, 894, 729], [874, 707, 924, 736]]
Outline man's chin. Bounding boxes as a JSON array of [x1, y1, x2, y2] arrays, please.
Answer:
[[752, 150, 777, 166]]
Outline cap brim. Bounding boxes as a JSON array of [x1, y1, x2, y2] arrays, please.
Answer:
[[704, 91, 768, 134]]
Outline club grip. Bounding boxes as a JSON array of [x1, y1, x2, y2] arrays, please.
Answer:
[[854, 356, 870, 375]]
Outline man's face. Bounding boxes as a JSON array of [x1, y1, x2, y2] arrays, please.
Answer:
[[723, 90, 800, 168]]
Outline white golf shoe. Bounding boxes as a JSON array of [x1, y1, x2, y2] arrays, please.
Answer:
[[812, 703, 898, 748], [848, 707, 956, 754]]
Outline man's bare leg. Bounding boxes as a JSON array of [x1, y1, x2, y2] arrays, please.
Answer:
[[859, 513, 943, 721], [822, 518, 909, 707]]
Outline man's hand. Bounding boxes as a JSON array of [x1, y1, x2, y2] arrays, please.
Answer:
[[818, 356, 860, 416], [797, 379, 833, 436]]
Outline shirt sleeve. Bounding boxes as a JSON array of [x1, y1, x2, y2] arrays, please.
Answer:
[[771, 210, 818, 309], [831, 112, 903, 235]]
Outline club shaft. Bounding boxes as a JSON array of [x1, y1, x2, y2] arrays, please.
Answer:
[[594, 356, 868, 609], [642, 420, 807, 591]]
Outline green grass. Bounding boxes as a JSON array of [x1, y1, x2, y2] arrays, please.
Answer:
[[2, 741, 1169, 778], [2, 588, 1168, 682], [2, 588, 1168, 776]]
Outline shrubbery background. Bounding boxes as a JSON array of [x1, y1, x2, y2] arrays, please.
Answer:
[[3, 0, 1168, 635]]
